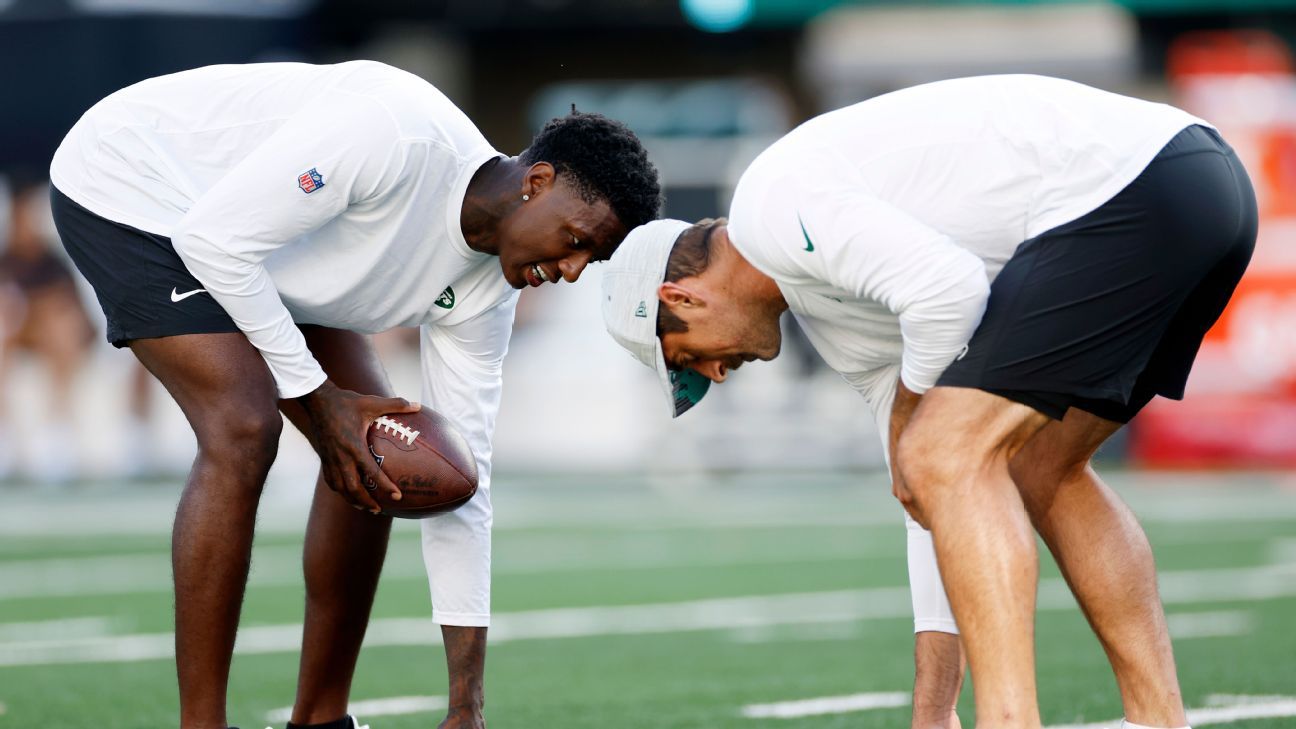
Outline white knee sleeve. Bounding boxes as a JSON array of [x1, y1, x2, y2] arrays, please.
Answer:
[[906, 511, 958, 634]]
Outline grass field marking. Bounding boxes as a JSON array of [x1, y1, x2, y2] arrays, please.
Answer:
[[1164, 610, 1253, 639], [1043, 696, 1296, 729], [1269, 537, 1296, 565], [740, 692, 911, 719], [0, 616, 118, 642], [0, 632, 174, 666], [1, 560, 1293, 666], [1186, 699, 1296, 725], [0, 541, 883, 601], [264, 696, 447, 723], [1204, 694, 1296, 706], [4, 530, 1291, 602]]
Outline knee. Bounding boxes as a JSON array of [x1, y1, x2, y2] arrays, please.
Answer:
[[194, 401, 283, 473], [896, 421, 964, 512]]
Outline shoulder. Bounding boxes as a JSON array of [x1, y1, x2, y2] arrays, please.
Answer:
[[728, 145, 853, 283], [333, 62, 492, 158]]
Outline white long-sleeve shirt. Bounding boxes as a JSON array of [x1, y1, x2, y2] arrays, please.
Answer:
[[51, 61, 517, 626], [726, 74, 1206, 632], [728, 74, 1205, 398]]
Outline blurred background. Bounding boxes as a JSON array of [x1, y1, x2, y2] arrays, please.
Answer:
[[3, 0, 1296, 486], [2, 3, 1296, 728]]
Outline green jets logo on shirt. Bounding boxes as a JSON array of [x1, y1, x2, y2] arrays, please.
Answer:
[[435, 286, 455, 309], [798, 214, 815, 252]]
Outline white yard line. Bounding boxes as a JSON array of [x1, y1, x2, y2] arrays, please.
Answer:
[[0, 545, 880, 601], [1044, 696, 1296, 729], [741, 692, 910, 719], [1269, 537, 1296, 565], [3, 475, 1292, 538], [735, 695, 1296, 724], [2, 532, 1291, 602], [0, 617, 118, 642], [2, 556, 1294, 667], [264, 696, 447, 723], [0, 587, 904, 667], [1205, 694, 1296, 706], [1165, 610, 1254, 639]]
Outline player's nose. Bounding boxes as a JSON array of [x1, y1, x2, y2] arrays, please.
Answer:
[[558, 251, 593, 283]]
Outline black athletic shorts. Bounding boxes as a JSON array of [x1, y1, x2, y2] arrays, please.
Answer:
[[936, 125, 1258, 423], [50, 186, 240, 347]]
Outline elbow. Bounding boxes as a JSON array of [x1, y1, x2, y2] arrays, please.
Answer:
[[953, 256, 991, 312]]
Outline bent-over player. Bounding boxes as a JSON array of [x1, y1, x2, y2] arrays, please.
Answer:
[[51, 60, 661, 729], [601, 75, 1255, 729]]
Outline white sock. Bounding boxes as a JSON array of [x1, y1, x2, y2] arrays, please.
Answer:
[[1122, 720, 1190, 729]]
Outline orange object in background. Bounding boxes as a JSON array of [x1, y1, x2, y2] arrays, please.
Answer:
[[1258, 128, 1296, 218], [1130, 30, 1296, 468]]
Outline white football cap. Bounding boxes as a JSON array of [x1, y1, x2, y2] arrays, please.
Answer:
[[601, 218, 712, 418]]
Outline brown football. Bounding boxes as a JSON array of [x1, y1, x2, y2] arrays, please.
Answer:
[[366, 406, 478, 518]]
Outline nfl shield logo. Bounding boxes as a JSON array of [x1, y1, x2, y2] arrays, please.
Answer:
[[297, 168, 325, 194]]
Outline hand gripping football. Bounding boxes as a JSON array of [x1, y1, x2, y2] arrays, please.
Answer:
[[366, 406, 478, 518]]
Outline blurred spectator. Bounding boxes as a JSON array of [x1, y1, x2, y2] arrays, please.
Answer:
[[0, 173, 95, 484]]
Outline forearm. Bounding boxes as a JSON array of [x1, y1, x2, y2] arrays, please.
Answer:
[[912, 631, 965, 729], [889, 377, 925, 523], [442, 625, 486, 711], [172, 228, 325, 398], [889, 378, 923, 471]]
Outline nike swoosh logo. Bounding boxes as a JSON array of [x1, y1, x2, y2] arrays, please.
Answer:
[[798, 214, 814, 252], [170, 287, 207, 302]]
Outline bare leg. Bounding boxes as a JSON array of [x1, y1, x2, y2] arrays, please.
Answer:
[[286, 473, 393, 723], [899, 386, 1050, 729], [282, 327, 489, 729], [131, 333, 283, 729], [440, 625, 487, 729], [1011, 410, 1187, 727], [913, 631, 965, 729], [280, 326, 395, 725]]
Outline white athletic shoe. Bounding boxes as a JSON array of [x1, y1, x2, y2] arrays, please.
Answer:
[[260, 718, 369, 729]]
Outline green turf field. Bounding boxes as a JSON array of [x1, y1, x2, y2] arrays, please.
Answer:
[[1, 469, 1294, 728]]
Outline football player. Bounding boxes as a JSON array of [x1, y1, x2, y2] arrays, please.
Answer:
[[50, 60, 661, 729], [602, 75, 1255, 729]]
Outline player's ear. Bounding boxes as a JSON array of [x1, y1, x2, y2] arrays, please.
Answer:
[[659, 281, 701, 309], [523, 162, 556, 199]]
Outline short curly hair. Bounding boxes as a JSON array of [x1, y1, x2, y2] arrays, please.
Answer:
[[521, 112, 662, 231]]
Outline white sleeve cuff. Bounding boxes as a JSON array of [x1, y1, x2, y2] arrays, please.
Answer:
[[432, 609, 491, 628], [278, 367, 329, 400], [914, 618, 960, 635]]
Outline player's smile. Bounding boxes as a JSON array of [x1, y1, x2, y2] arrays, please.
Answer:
[[523, 262, 556, 287], [490, 171, 628, 290]]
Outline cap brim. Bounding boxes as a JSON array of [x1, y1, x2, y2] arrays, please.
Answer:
[[651, 336, 712, 418], [601, 217, 713, 418]]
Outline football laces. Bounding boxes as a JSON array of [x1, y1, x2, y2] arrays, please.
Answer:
[[372, 415, 420, 446]]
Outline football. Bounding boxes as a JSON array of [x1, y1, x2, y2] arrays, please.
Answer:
[[366, 406, 478, 518]]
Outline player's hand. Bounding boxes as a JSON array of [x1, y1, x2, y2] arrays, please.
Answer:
[[891, 464, 929, 529], [437, 707, 485, 729], [297, 379, 420, 514], [889, 377, 929, 528]]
